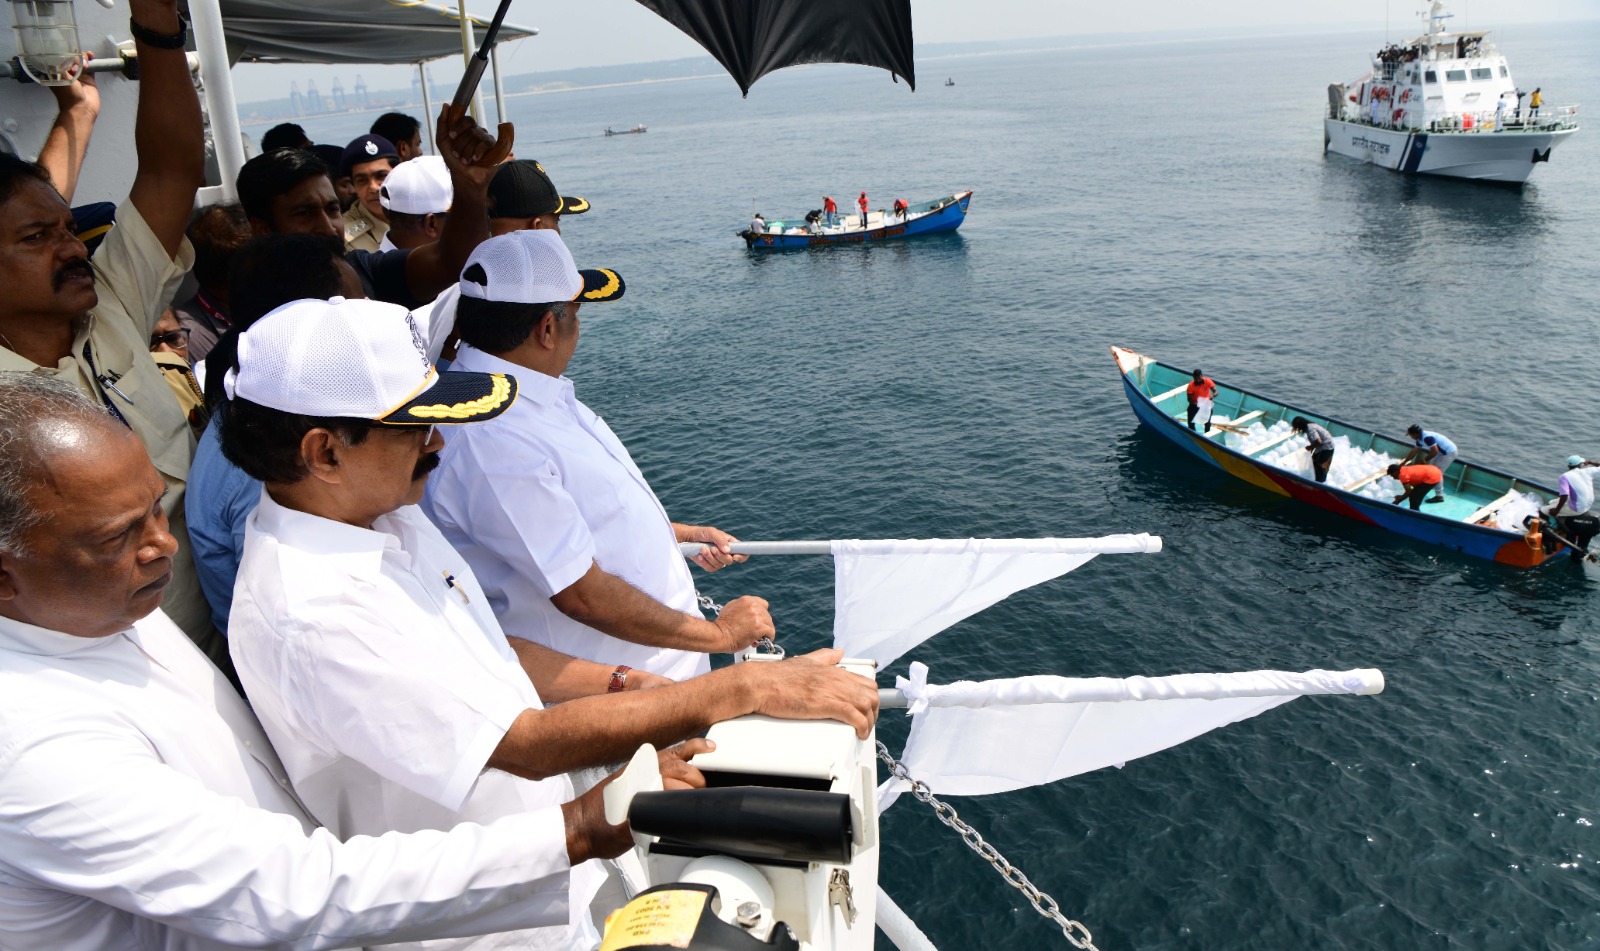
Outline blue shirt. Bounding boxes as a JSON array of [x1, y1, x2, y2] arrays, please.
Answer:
[[1414, 430, 1458, 457], [184, 416, 263, 634]]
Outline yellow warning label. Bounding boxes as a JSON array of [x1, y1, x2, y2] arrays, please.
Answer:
[[598, 889, 706, 950]]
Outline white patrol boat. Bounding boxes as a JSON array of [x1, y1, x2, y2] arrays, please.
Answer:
[[1323, 0, 1577, 184]]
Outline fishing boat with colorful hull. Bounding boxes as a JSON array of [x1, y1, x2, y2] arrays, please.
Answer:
[[741, 191, 972, 250], [1112, 347, 1570, 568]]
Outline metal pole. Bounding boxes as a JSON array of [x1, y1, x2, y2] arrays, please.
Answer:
[[490, 42, 506, 126], [456, 0, 483, 121], [879, 689, 907, 709], [678, 536, 1165, 558], [418, 63, 436, 151], [187, 4, 244, 202], [876, 887, 941, 951]]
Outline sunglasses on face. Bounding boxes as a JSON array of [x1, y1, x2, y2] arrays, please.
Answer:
[[150, 328, 190, 349]]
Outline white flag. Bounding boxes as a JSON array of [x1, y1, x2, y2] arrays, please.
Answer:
[[877, 662, 1383, 813], [830, 536, 1160, 666]]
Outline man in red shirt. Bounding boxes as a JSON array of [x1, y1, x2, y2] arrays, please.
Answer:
[[858, 191, 870, 229], [823, 195, 837, 227], [1387, 463, 1443, 510], [1185, 368, 1217, 433]]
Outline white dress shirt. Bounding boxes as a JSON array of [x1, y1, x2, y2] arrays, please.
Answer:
[[229, 491, 605, 951], [424, 345, 710, 682], [0, 609, 573, 951]]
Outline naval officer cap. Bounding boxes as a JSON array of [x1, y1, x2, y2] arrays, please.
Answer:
[[225, 297, 517, 426], [458, 230, 624, 306], [486, 159, 591, 219], [337, 133, 399, 180]]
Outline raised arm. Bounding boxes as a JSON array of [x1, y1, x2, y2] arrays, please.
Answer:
[[125, 0, 205, 256], [403, 107, 498, 302], [37, 65, 99, 202]]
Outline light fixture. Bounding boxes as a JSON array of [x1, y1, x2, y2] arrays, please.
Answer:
[[10, 0, 82, 86]]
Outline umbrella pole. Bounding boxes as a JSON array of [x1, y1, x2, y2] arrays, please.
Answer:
[[457, 0, 484, 122]]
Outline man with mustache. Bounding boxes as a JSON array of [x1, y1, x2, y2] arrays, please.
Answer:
[[0, 371, 707, 950], [221, 297, 879, 950], [0, 0, 219, 663]]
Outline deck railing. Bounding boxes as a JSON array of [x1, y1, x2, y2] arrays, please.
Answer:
[[1337, 103, 1578, 133]]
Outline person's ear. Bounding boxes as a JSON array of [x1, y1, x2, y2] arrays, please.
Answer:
[[536, 309, 561, 350], [0, 553, 18, 602], [300, 428, 346, 484]]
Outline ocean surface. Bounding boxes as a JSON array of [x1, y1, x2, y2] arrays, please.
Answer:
[[291, 22, 1600, 949]]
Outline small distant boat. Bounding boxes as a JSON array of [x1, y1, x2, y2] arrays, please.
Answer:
[[944, 78, 955, 86], [1323, 0, 1577, 183], [1112, 346, 1571, 568], [604, 124, 647, 136], [740, 191, 973, 250]]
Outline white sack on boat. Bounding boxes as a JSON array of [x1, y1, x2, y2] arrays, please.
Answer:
[[830, 536, 1160, 666], [876, 661, 1383, 812]]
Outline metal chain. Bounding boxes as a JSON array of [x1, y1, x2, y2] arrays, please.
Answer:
[[694, 591, 783, 658], [876, 742, 1101, 950]]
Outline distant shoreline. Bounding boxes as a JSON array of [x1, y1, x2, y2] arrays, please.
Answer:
[[239, 72, 724, 129]]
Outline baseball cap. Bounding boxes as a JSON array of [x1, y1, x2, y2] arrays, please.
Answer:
[[486, 159, 591, 219], [1569, 455, 1586, 468], [458, 230, 624, 305], [225, 297, 516, 425], [380, 155, 452, 215], [338, 134, 399, 179]]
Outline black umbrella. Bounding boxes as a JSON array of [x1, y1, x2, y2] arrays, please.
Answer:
[[456, 0, 914, 110], [634, 0, 916, 96]]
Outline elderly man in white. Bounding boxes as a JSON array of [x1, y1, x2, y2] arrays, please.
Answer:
[[0, 372, 654, 950], [423, 231, 770, 683], [222, 298, 879, 951]]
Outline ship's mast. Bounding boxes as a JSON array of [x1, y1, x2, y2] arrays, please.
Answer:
[[1428, 0, 1453, 38]]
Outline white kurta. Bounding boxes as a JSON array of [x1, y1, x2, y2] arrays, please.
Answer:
[[229, 492, 605, 951], [425, 347, 709, 681], [0, 610, 573, 950]]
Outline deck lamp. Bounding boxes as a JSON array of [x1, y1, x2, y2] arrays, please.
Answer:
[[9, 0, 82, 85]]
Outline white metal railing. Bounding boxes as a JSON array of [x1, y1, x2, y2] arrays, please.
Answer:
[[1337, 103, 1578, 134]]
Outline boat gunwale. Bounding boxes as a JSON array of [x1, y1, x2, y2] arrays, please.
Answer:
[[1115, 349, 1557, 542]]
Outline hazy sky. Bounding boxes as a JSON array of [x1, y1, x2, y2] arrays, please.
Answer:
[[231, 0, 1600, 104]]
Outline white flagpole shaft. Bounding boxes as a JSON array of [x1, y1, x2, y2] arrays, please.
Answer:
[[877, 887, 941, 951], [678, 536, 1164, 558], [880, 689, 907, 709]]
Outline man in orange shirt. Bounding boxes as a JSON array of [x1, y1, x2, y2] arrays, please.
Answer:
[[823, 195, 837, 227], [857, 191, 870, 229], [1186, 368, 1217, 433], [1387, 463, 1443, 510]]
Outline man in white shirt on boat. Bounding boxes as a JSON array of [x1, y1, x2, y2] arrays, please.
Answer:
[[1542, 454, 1600, 561], [222, 298, 878, 949], [0, 372, 669, 951], [424, 231, 775, 681], [1399, 425, 1457, 503]]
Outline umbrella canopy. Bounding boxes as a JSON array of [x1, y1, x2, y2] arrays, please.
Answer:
[[633, 0, 915, 95], [219, 0, 537, 64]]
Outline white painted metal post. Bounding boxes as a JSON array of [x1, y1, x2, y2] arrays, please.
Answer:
[[876, 887, 940, 951], [418, 63, 436, 151], [189, 0, 244, 201], [490, 42, 506, 126]]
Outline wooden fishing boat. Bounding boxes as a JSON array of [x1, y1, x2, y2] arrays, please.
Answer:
[[604, 124, 647, 136], [1112, 346, 1569, 568], [740, 190, 972, 250]]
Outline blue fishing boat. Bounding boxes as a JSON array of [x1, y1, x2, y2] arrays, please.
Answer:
[[741, 190, 973, 250], [1112, 347, 1574, 568]]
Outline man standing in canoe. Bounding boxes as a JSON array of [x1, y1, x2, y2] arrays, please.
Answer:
[[1292, 417, 1336, 483], [823, 195, 837, 227], [858, 191, 869, 229], [1387, 463, 1443, 510], [1186, 369, 1217, 434], [1400, 425, 1457, 503]]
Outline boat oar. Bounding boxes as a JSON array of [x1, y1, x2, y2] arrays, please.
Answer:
[[447, 0, 515, 167]]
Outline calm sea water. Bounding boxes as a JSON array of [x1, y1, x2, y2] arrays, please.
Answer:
[[295, 22, 1600, 949]]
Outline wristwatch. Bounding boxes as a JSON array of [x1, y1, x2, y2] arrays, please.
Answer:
[[607, 664, 631, 693]]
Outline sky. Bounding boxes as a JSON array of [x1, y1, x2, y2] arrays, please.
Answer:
[[230, 0, 1600, 104]]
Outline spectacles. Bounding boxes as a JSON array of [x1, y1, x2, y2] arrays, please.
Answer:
[[150, 328, 190, 349]]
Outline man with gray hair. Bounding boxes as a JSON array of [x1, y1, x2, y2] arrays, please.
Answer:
[[0, 371, 678, 950]]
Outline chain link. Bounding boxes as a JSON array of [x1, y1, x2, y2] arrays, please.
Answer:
[[877, 742, 1101, 950], [694, 591, 783, 658]]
